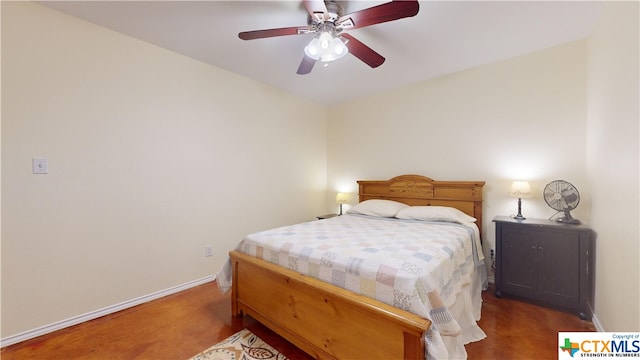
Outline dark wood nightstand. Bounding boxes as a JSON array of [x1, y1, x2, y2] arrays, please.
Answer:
[[493, 216, 594, 320], [316, 213, 338, 220]]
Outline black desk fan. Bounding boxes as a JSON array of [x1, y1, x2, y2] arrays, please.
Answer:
[[543, 180, 581, 224]]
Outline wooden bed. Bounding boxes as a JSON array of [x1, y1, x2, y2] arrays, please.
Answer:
[[229, 175, 485, 360]]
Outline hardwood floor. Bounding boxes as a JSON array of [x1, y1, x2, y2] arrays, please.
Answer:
[[1, 281, 595, 360]]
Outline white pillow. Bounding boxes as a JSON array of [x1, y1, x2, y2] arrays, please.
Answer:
[[395, 206, 476, 224], [346, 199, 409, 218]]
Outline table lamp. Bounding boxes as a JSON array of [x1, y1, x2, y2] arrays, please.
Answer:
[[509, 181, 532, 220], [336, 193, 349, 215]]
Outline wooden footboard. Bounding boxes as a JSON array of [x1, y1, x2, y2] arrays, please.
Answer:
[[230, 250, 431, 360]]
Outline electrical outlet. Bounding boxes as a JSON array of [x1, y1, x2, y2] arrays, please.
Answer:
[[32, 158, 48, 174], [205, 245, 213, 257]]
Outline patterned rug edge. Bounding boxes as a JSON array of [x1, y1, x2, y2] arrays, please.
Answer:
[[189, 328, 289, 360]]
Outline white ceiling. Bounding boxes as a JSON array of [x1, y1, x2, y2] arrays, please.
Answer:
[[40, 1, 603, 105]]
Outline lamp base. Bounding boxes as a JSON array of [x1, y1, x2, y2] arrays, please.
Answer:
[[513, 198, 526, 220]]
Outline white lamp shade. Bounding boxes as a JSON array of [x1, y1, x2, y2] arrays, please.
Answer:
[[336, 192, 349, 204], [509, 181, 532, 198]]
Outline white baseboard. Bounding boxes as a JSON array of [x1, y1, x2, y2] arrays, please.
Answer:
[[0, 275, 215, 348], [591, 313, 604, 331]]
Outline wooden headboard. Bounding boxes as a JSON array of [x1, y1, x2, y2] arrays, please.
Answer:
[[357, 174, 486, 235]]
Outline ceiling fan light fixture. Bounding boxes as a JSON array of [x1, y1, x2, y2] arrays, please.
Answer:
[[304, 31, 348, 63], [239, 0, 420, 74]]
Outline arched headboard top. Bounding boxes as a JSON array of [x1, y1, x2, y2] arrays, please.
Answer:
[[357, 174, 485, 234]]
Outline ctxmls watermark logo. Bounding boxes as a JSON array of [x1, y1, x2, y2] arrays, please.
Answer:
[[559, 332, 640, 358]]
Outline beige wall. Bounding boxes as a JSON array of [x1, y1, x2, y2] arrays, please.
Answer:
[[327, 40, 589, 259], [1, 2, 327, 338], [586, 1, 639, 331]]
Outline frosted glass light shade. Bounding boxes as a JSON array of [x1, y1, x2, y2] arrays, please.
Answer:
[[304, 32, 348, 63]]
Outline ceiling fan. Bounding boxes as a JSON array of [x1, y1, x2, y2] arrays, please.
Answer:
[[238, 0, 420, 75]]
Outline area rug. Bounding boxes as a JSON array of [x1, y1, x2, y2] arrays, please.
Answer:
[[190, 328, 289, 360]]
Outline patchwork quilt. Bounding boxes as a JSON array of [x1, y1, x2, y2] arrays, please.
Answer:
[[217, 214, 487, 360]]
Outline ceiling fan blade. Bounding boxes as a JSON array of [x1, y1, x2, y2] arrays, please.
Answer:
[[341, 33, 385, 68], [296, 55, 316, 75], [239, 26, 311, 40], [303, 0, 328, 22], [337, 0, 419, 30]]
